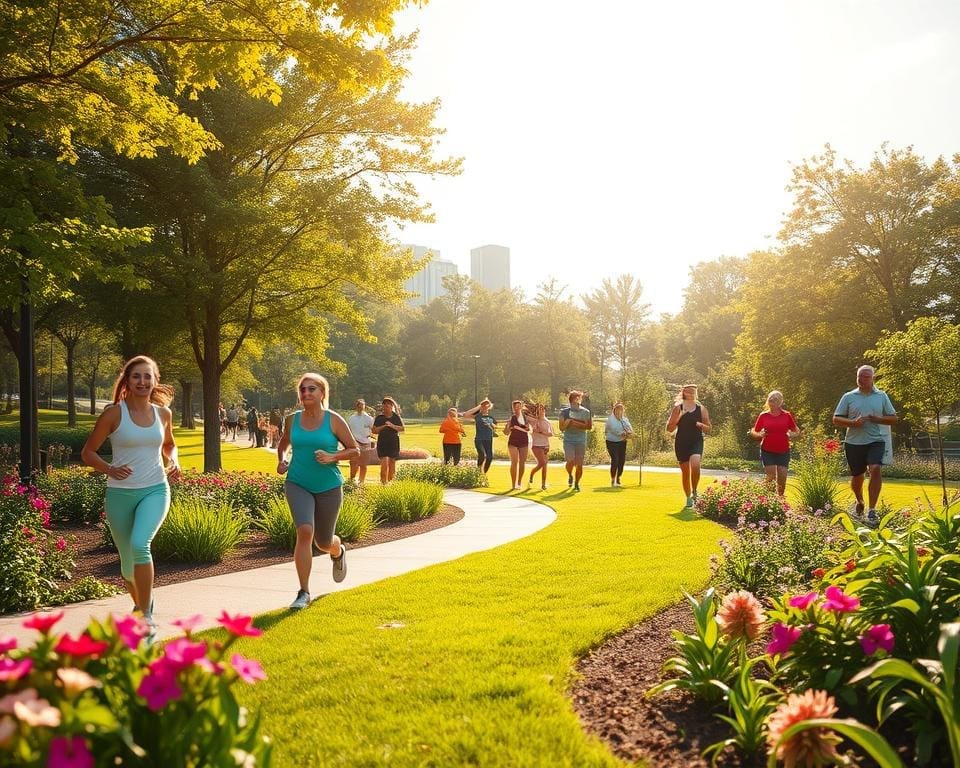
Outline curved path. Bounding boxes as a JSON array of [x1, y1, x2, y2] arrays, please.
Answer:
[[0, 489, 555, 643]]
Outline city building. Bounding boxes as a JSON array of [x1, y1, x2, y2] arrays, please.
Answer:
[[400, 244, 458, 307], [470, 244, 510, 292]]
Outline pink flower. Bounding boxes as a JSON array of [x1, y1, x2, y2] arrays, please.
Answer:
[[0, 635, 17, 654], [55, 537, 66, 552], [162, 637, 208, 671], [767, 690, 841, 767], [0, 657, 33, 682], [55, 634, 110, 658], [194, 657, 224, 675], [788, 591, 819, 610], [113, 614, 148, 650], [13, 696, 61, 727], [172, 614, 205, 633], [230, 654, 267, 684], [822, 585, 860, 613], [22, 610, 64, 633], [716, 590, 765, 641], [217, 611, 262, 637], [48, 735, 95, 768], [137, 668, 182, 711], [766, 622, 802, 656], [860, 624, 895, 656], [0, 716, 15, 749]]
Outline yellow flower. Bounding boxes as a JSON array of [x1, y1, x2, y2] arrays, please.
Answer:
[[716, 590, 765, 641], [767, 689, 841, 768]]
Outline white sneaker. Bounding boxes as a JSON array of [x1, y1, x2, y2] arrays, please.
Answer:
[[290, 590, 310, 610], [332, 543, 347, 583]]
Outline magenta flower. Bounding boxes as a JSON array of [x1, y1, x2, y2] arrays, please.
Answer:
[[230, 654, 267, 684], [0, 657, 33, 682], [766, 622, 803, 656], [137, 668, 182, 711], [22, 610, 64, 633], [55, 537, 66, 552], [163, 638, 208, 671], [217, 611, 263, 638], [788, 591, 819, 610], [0, 635, 16, 654], [194, 657, 224, 675], [113, 614, 148, 650], [55, 634, 110, 658], [860, 624, 895, 655], [48, 735, 94, 768], [822, 585, 860, 613], [172, 614, 205, 633]]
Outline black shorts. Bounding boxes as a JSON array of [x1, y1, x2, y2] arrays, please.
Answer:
[[844, 441, 884, 476], [760, 449, 790, 468], [675, 440, 704, 463], [376, 444, 400, 459]]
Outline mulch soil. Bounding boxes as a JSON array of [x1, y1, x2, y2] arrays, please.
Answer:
[[58, 503, 725, 765]]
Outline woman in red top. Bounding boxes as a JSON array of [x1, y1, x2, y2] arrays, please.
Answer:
[[749, 390, 801, 496]]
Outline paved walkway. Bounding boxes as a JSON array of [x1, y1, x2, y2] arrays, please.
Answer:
[[0, 490, 555, 644]]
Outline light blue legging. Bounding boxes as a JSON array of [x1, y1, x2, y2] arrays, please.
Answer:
[[104, 482, 170, 581]]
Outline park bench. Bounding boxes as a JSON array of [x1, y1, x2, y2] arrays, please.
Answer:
[[913, 433, 960, 458]]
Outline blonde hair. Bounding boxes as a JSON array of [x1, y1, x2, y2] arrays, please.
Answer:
[[112, 356, 174, 406], [764, 390, 784, 411], [296, 373, 329, 409], [674, 384, 698, 405]]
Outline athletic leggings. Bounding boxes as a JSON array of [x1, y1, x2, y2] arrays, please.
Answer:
[[475, 438, 493, 472], [104, 482, 170, 581], [442, 443, 462, 465], [606, 440, 627, 480]]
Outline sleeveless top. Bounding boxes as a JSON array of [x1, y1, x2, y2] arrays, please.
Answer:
[[287, 411, 344, 494], [675, 404, 703, 447], [107, 401, 167, 489], [507, 415, 531, 447]]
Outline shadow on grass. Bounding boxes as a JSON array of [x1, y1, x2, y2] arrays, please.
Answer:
[[670, 507, 700, 521]]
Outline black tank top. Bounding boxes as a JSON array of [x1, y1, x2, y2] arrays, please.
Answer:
[[676, 405, 702, 445]]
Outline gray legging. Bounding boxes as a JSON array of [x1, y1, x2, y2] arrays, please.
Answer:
[[284, 482, 342, 547]]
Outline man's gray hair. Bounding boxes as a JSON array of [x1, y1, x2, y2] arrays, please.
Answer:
[[857, 365, 875, 376]]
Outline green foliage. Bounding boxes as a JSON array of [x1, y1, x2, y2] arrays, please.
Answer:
[[712, 512, 834, 599], [619, 371, 668, 484], [367, 480, 444, 523], [0, 426, 102, 458], [791, 437, 845, 512], [172, 470, 283, 520], [695, 477, 790, 525], [53, 575, 122, 605], [35, 466, 106, 524], [648, 589, 740, 703], [252, 496, 296, 551], [766, 718, 906, 768], [334, 490, 377, 542], [704, 660, 782, 765], [151, 498, 248, 563], [395, 462, 488, 488], [0, 611, 272, 765]]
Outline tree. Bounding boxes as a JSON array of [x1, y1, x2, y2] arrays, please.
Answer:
[[869, 317, 960, 505], [582, 274, 650, 387], [620, 372, 668, 486], [529, 279, 591, 408], [677, 257, 746, 377]]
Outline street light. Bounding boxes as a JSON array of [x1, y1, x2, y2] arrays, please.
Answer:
[[471, 355, 480, 404]]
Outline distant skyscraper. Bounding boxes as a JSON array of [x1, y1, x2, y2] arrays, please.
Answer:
[[470, 244, 510, 291], [400, 245, 458, 307]]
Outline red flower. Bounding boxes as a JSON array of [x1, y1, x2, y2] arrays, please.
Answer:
[[217, 611, 262, 638], [823, 439, 840, 454], [55, 633, 110, 658], [844, 559, 856, 572], [811, 568, 826, 579], [22, 610, 65, 633], [916, 547, 930, 558]]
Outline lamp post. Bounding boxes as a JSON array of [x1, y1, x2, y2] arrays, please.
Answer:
[[471, 355, 480, 404]]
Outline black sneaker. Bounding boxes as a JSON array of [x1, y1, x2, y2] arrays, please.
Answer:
[[290, 589, 311, 610], [567, 474, 573, 487], [332, 543, 347, 583], [855, 501, 865, 517], [866, 509, 879, 528], [574, 483, 581, 492]]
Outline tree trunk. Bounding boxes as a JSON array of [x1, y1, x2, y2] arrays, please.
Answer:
[[935, 413, 947, 506], [180, 380, 195, 428], [64, 340, 77, 427], [201, 317, 222, 473]]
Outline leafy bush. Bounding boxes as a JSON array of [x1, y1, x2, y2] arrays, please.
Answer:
[[54, 575, 122, 605], [335, 489, 377, 541], [253, 496, 296, 550], [395, 462, 488, 488], [712, 512, 835, 599], [368, 480, 444, 523], [0, 425, 101, 458], [0, 609, 272, 766], [695, 477, 790, 524], [151, 498, 248, 563], [173, 470, 283, 519], [791, 438, 845, 511], [35, 466, 106, 524]]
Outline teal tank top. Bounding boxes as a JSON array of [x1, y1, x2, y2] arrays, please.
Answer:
[[286, 411, 343, 493]]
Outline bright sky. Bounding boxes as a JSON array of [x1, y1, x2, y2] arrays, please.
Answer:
[[391, 0, 960, 315]]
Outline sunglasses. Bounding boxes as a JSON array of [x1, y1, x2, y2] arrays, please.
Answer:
[[299, 385, 320, 393]]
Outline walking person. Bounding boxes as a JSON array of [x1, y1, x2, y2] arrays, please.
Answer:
[[347, 399, 375, 485], [832, 365, 897, 527], [605, 402, 633, 487], [81, 356, 181, 635], [559, 390, 592, 491], [748, 390, 801, 496], [528, 403, 554, 490], [225, 404, 239, 441], [276, 374, 358, 610], [439, 407, 466, 465], [504, 400, 531, 490], [666, 384, 712, 508], [246, 405, 259, 446], [373, 397, 404, 484], [462, 398, 497, 475]]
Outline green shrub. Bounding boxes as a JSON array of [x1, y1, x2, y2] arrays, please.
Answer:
[[395, 462, 488, 488], [253, 496, 296, 550], [151, 498, 248, 563], [173, 470, 283, 520], [0, 425, 101, 458], [35, 465, 106, 524], [695, 477, 790, 524], [792, 438, 845, 512], [335, 489, 377, 541], [368, 480, 443, 523], [53, 574, 122, 604]]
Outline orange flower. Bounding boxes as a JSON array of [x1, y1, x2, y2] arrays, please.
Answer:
[[767, 690, 841, 768], [716, 590, 765, 641]]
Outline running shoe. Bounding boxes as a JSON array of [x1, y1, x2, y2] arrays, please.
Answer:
[[290, 590, 311, 610], [332, 543, 347, 583]]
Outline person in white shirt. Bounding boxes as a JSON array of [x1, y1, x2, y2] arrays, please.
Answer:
[[346, 399, 375, 485]]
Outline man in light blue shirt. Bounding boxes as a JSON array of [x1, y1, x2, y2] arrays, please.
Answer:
[[559, 390, 592, 492], [832, 365, 897, 527]]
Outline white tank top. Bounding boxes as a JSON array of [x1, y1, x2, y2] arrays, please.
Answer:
[[107, 401, 167, 489]]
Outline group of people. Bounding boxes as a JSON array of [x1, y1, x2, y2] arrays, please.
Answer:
[[81, 355, 897, 627]]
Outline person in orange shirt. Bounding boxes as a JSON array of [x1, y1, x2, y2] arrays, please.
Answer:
[[439, 407, 467, 465]]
